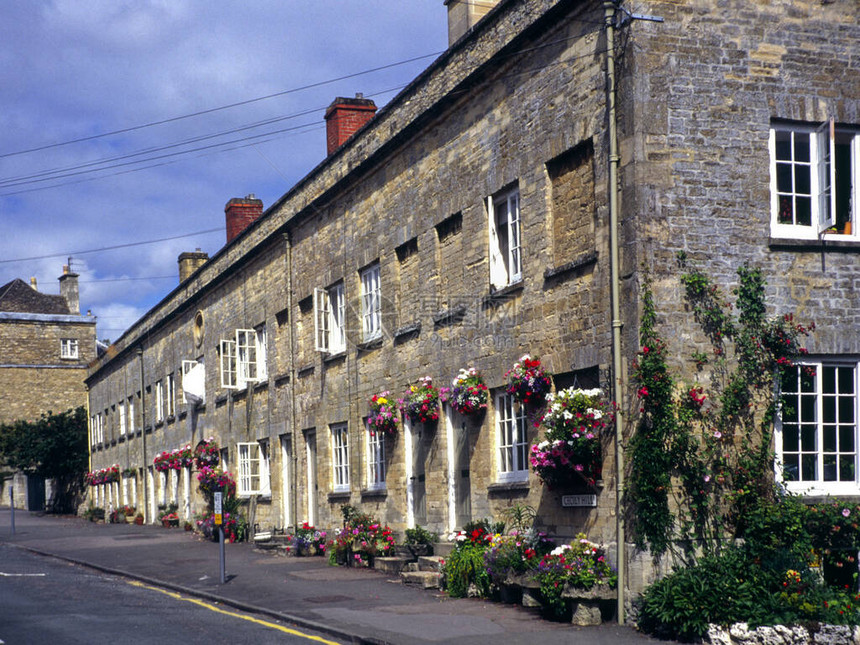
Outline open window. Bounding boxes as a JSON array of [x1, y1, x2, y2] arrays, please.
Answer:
[[220, 328, 265, 390], [488, 185, 522, 290], [182, 359, 206, 405], [771, 120, 858, 239], [237, 441, 271, 497], [314, 282, 346, 354]]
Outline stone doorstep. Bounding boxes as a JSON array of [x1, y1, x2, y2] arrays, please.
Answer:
[[401, 570, 443, 589], [417, 555, 444, 572], [373, 556, 411, 575]]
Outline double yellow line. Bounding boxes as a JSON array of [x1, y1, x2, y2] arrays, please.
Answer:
[[127, 581, 342, 644]]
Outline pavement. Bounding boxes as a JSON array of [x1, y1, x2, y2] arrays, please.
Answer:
[[0, 508, 665, 645]]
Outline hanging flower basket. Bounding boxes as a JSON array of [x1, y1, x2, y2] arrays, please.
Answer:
[[178, 444, 194, 468], [369, 391, 399, 436], [194, 438, 220, 470], [85, 464, 120, 486], [399, 377, 440, 424], [504, 354, 552, 406], [530, 388, 612, 488], [197, 466, 236, 498], [445, 367, 488, 417], [153, 449, 182, 472]]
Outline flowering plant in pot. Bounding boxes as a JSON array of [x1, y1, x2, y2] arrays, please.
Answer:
[[504, 355, 552, 406], [197, 466, 236, 499], [194, 437, 220, 469], [178, 444, 194, 468], [153, 449, 182, 472], [86, 464, 120, 486], [530, 387, 612, 488], [445, 367, 488, 417], [399, 377, 440, 424], [368, 391, 399, 436]]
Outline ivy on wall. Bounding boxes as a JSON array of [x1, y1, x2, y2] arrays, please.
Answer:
[[628, 256, 814, 561]]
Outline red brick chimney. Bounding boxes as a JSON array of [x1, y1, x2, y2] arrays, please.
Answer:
[[325, 94, 377, 156], [225, 194, 263, 243]]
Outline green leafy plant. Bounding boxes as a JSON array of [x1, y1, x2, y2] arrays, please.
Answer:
[[534, 534, 616, 617], [628, 263, 813, 560], [404, 525, 437, 546]]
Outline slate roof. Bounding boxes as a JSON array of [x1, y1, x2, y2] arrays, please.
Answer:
[[0, 278, 71, 315]]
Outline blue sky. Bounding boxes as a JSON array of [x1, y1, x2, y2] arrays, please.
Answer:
[[0, 1, 447, 340]]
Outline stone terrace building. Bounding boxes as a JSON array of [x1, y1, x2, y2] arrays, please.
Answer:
[[85, 0, 860, 598], [0, 268, 97, 508]]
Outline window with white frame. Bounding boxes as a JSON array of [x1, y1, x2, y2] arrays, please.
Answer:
[[127, 395, 135, 433], [366, 421, 386, 490], [166, 373, 175, 418], [94, 413, 104, 444], [155, 380, 164, 423], [315, 282, 346, 354], [331, 423, 350, 492], [777, 359, 859, 495], [60, 338, 79, 359], [360, 264, 381, 342], [770, 121, 859, 239], [488, 185, 522, 290], [495, 392, 529, 482], [255, 324, 268, 380], [118, 402, 126, 436], [220, 329, 264, 389], [182, 358, 205, 404], [237, 441, 271, 496]]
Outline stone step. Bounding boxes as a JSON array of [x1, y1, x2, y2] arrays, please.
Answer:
[[432, 542, 455, 557], [417, 555, 444, 572], [401, 570, 442, 589], [374, 556, 411, 575]]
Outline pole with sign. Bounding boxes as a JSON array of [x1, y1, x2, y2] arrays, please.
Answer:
[[9, 487, 15, 535], [214, 490, 226, 583]]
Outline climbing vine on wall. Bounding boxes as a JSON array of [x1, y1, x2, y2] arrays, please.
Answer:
[[628, 256, 814, 561]]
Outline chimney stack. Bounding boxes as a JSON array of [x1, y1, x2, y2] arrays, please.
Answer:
[[58, 265, 80, 315], [445, 0, 498, 46], [30, 277, 37, 290], [324, 94, 377, 156], [225, 194, 264, 243], [178, 248, 209, 283]]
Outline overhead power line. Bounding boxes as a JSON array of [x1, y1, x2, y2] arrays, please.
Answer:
[[0, 228, 223, 265], [0, 53, 443, 160]]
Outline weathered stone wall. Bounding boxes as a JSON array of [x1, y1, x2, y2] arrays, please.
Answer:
[[0, 318, 95, 424], [622, 0, 860, 362], [87, 0, 620, 541]]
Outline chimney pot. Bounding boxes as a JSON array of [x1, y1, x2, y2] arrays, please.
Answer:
[[325, 96, 377, 156], [30, 277, 37, 290]]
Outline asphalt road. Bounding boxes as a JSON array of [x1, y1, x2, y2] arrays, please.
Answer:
[[0, 544, 345, 645]]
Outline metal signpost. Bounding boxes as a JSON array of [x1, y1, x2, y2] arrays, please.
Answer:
[[214, 490, 225, 583], [9, 487, 15, 535]]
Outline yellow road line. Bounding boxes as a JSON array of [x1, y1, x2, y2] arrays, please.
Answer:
[[127, 580, 342, 644]]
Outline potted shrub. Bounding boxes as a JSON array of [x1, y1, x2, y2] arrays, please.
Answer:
[[404, 525, 438, 558], [134, 512, 144, 525]]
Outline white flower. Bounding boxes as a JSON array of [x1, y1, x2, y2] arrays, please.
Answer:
[[538, 441, 550, 450], [587, 408, 603, 419], [563, 410, 573, 420]]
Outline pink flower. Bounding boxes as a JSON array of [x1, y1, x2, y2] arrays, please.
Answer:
[[843, 508, 851, 518]]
